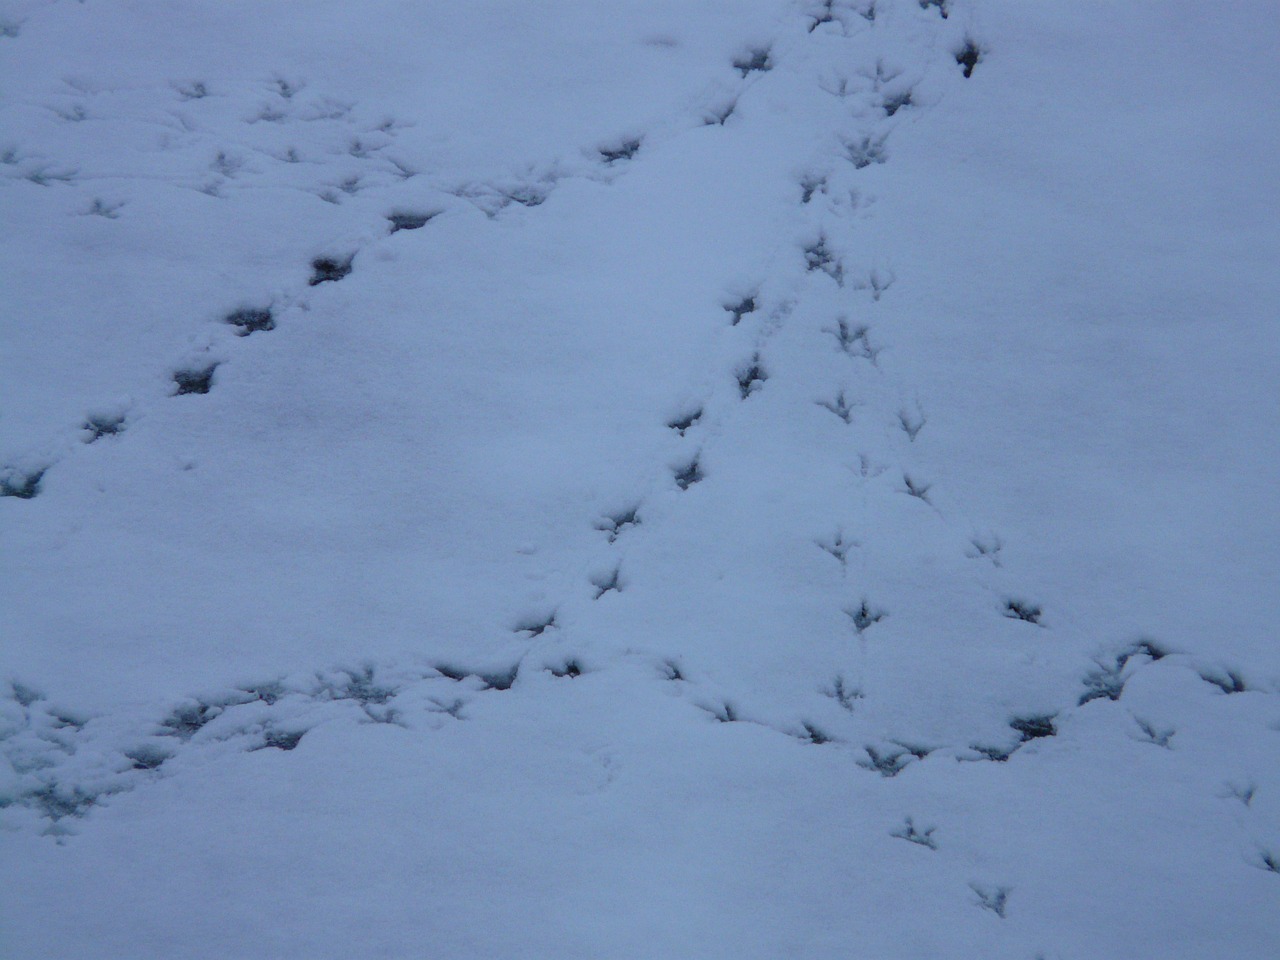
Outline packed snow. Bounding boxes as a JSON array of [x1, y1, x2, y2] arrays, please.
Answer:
[[2, 1, 1278, 957]]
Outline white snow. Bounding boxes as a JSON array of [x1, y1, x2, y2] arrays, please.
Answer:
[[2, 1, 1278, 957]]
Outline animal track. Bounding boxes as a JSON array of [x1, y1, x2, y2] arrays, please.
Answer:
[[548, 660, 583, 679], [800, 173, 826, 204], [858, 745, 910, 777], [826, 318, 880, 362], [595, 505, 640, 542], [858, 268, 895, 301], [844, 135, 887, 169], [1010, 715, 1057, 743], [732, 48, 772, 77], [971, 883, 1009, 919], [1004, 599, 1042, 625], [309, 255, 353, 285], [705, 701, 739, 724], [387, 211, 438, 233], [956, 40, 982, 78], [799, 722, 833, 745], [807, 1, 837, 33], [668, 408, 702, 435], [436, 663, 520, 691], [898, 408, 925, 441], [514, 612, 557, 638], [1133, 716, 1174, 749], [599, 138, 642, 164], [1, 467, 46, 499], [902, 474, 931, 503], [824, 676, 863, 711], [817, 391, 856, 423], [674, 457, 703, 491], [804, 236, 841, 280], [817, 531, 855, 565], [725, 294, 757, 326], [892, 817, 938, 849], [1198, 668, 1247, 695], [703, 99, 737, 126], [591, 566, 622, 599], [736, 356, 767, 398], [172, 363, 218, 395], [966, 534, 1002, 565], [224, 307, 275, 335], [246, 727, 307, 752], [847, 600, 885, 634], [882, 90, 913, 117], [83, 412, 127, 442], [86, 198, 124, 218]]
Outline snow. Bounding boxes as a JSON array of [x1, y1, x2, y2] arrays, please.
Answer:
[[2, 1, 1278, 957]]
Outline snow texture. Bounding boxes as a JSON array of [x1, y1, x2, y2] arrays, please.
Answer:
[[2, 1, 1278, 957]]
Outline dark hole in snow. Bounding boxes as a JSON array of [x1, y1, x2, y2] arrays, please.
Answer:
[[334, 666, 393, 705], [920, 0, 949, 19], [1, 468, 46, 499], [1118, 638, 1167, 667], [882, 90, 913, 116], [704, 101, 736, 126], [733, 49, 772, 76], [261, 729, 305, 751], [309, 256, 353, 286], [126, 744, 172, 770], [800, 175, 824, 203], [736, 361, 767, 399], [1079, 663, 1126, 705], [1004, 600, 1042, 624], [848, 601, 884, 633], [504, 186, 546, 207], [972, 885, 1009, 919], [859, 746, 910, 777], [596, 505, 640, 541], [387, 211, 437, 232], [725, 295, 757, 325], [1010, 715, 1056, 742], [549, 660, 582, 679], [160, 702, 220, 740], [894, 742, 933, 760], [83, 413, 126, 442], [479, 666, 519, 691], [801, 722, 832, 745], [846, 135, 887, 169], [224, 307, 274, 335], [592, 566, 622, 598], [892, 817, 937, 849], [600, 139, 641, 163], [956, 40, 981, 78], [971, 743, 1016, 763], [805, 238, 834, 272], [173, 364, 217, 396], [1199, 669, 1247, 695], [711, 702, 738, 723], [668, 409, 702, 435], [240, 681, 284, 705], [674, 458, 703, 490], [514, 613, 556, 637]]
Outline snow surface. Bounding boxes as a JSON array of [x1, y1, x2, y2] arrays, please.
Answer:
[[2, 0, 1278, 957]]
